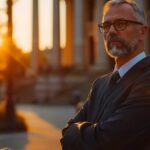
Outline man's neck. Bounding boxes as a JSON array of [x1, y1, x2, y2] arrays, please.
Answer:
[[115, 50, 144, 69]]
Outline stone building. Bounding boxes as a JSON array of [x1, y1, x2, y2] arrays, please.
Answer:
[[32, 0, 150, 73]]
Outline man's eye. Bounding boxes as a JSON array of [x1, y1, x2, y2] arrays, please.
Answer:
[[104, 24, 111, 28], [116, 21, 126, 27]]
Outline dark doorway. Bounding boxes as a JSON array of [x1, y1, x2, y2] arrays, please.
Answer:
[[89, 36, 95, 65]]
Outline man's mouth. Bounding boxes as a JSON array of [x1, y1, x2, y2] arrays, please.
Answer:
[[109, 41, 122, 47]]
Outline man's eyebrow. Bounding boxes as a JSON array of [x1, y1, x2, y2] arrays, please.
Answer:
[[103, 18, 128, 23]]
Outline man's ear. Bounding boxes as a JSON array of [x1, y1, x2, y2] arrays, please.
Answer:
[[139, 26, 148, 41]]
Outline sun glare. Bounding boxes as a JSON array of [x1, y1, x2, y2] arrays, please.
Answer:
[[0, 37, 3, 46], [13, 0, 32, 53], [39, 0, 53, 50], [1, 0, 66, 53], [0, 26, 7, 35], [60, 0, 66, 48]]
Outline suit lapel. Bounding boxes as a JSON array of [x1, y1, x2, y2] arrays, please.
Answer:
[[89, 74, 111, 122]]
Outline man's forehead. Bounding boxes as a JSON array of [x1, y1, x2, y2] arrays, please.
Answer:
[[102, 3, 136, 22]]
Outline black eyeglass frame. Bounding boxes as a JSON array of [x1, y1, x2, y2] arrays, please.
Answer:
[[98, 19, 143, 33]]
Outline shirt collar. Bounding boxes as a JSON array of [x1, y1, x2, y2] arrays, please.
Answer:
[[114, 52, 146, 78]]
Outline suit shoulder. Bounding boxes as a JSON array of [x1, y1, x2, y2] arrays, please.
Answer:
[[94, 72, 111, 81], [92, 72, 111, 87]]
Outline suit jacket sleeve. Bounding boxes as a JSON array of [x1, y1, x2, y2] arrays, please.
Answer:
[[61, 74, 150, 150], [61, 78, 101, 136]]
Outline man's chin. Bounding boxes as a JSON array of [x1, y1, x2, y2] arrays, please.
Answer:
[[110, 51, 127, 58], [105, 50, 118, 58], [108, 47, 128, 58]]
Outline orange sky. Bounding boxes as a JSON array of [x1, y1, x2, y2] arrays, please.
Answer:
[[0, 0, 66, 53]]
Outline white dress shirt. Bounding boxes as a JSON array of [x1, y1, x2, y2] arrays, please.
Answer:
[[114, 52, 146, 78]]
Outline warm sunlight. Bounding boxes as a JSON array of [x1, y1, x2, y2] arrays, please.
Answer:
[[0, 26, 7, 35], [39, 0, 53, 51], [0, 0, 66, 53], [60, 0, 66, 48], [13, 0, 32, 53], [0, 37, 3, 46]]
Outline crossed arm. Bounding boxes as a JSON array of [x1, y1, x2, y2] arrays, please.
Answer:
[[60, 76, 150, 150]]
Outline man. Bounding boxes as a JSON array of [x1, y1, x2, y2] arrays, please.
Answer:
[[61, 0, 150, 149]]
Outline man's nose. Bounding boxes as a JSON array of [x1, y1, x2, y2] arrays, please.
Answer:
[[108, 25, 117, 34]]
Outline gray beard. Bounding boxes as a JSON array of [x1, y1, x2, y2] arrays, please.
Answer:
[[105, 34, 139, 58], [105, 39, 139, 58], [109, 46, 130, 58]]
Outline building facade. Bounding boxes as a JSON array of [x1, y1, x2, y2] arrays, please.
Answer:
[[32, 0, 150, 72]]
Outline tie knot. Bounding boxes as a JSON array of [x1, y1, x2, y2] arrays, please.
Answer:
[[110, 71, 120, 84]]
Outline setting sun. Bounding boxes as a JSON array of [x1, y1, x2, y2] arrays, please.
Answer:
[[0, 0, 66, 53]]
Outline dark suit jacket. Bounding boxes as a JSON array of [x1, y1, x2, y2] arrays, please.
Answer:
[[61, 56, 150, 150]]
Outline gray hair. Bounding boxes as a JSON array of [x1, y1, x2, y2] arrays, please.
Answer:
[[103, 0, 147, 25]]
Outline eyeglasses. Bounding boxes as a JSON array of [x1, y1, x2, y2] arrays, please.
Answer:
[[98, 19, 143, 33]]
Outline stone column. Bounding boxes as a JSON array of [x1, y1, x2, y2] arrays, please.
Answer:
[[52, 0, 61, 70], [62, 0, 73, 67], [31, 0, 39, 74], [93, 0, 110, 71], [73, 0, 84, 69]]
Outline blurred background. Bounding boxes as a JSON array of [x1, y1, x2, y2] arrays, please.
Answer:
[[0, 0, 149, 149]]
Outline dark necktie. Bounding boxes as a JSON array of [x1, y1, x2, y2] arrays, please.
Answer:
[[110, 71, 120, 85]]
